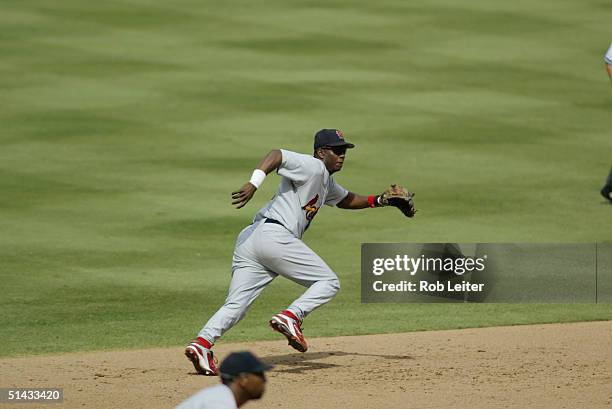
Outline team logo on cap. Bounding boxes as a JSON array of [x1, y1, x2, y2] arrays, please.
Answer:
[[336, 130, 344, 139]]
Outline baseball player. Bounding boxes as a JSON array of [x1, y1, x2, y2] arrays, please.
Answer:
[[602, 43, 612, 202], [185, 129, 416, 376], [605, 42, 612, 81], [176, 351, 273, 409]]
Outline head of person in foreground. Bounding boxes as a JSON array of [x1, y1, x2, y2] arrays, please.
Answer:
[[220, 351, 273, 406]]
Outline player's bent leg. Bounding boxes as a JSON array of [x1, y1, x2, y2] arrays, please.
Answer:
[[289, 277, 340, 318], [257, 224, 341, 351], [197, 264, 275, 343], [196, 223, 274, 343]]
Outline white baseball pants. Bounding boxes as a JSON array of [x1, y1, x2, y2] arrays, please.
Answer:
[[198, 220, 340, 344]]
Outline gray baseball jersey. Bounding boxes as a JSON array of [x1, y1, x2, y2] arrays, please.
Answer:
[[253, 149, 348, 238], [175, 384, 237, 409], [606, 43, 612, 64], [198, 149, 347, 344]]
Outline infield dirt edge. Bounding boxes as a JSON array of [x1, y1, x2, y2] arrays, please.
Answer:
[[2, 321, 611, 409]]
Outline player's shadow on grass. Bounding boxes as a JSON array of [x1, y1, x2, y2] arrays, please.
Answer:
[[263, 351, 413, 374]]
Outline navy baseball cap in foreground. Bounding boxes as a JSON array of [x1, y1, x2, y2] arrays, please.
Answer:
[[219, 351, 274, 379], [314, 129, 355, 149]]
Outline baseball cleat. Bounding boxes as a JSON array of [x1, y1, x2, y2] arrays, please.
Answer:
[[185, 339, 218, 376], [269, 310, 308, 353]]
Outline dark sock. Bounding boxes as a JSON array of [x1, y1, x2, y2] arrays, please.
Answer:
[[606, 167, 612, 187]]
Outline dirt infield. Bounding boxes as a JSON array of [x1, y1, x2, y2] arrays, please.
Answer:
[[2, 321, 611, 409]]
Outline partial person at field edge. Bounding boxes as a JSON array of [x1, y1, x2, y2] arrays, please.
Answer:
[[176, 351, 272, 409], [601, 43, 612, 202], [605, 42, 612, 81]]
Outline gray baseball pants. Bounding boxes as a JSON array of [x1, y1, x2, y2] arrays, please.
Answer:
[[198, 220, 340, 344]]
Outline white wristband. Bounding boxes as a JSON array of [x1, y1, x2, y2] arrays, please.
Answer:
[[249, 169, 266, 189]]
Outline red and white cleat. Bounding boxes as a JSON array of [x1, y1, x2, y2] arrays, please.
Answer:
[[185, 337, 218, 376], [269, 310, 308, 353]]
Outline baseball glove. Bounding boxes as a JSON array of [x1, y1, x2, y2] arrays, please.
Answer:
[[379, 184, 416, 218]]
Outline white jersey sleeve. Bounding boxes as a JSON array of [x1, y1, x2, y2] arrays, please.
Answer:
[[324, 177, 349, 206], [277, 149, 318, 186], [605, 43, 612, 64]]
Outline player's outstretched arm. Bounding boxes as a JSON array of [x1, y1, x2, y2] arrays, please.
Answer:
[[607, 64, 612, 82], [337, 192, 371, 209], [338, 185, 417, 217], [231, 149, 282, 209]]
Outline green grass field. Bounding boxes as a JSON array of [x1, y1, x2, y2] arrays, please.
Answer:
[[1, 0, 611, 357]]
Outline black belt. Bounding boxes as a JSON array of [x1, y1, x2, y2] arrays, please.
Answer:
[[264, 218, 284, 227]]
